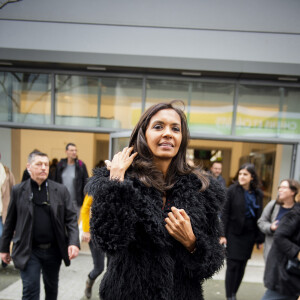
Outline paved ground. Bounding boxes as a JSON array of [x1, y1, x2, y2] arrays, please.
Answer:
[[0, 243, 267, 300]]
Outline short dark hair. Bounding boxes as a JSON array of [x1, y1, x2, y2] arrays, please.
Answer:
[[27, 151, 48, 164], [211, 161, 222, 167], [66, 143, 76, 150]]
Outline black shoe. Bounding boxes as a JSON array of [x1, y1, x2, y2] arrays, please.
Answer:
[[84, 276, 95, 299]]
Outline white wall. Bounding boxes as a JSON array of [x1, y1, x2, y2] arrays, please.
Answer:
[[1, 0, 300, 76]]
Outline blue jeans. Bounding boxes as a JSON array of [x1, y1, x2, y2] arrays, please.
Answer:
[[261, 289, 297, 300], [88, 240, 104, 280], [20, 246, 62, 300]]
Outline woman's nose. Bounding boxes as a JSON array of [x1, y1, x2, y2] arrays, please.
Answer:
[[162, 127, 172, 137]]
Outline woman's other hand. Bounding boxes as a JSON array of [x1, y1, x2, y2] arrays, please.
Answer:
[[165, 207, 196, 253], [106, 147, 138, 181], [82, 231, 91, 243], [219, 236, 227, 247]]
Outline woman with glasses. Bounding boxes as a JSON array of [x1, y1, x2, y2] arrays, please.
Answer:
[[261, 183, 300, 300], [258, 179, 299, 261]]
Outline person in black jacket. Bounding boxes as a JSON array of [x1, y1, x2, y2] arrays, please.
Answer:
[[220, 163, 264, 300], [0, 151, 80, 300], [55, 143, 89, 219], [85, 101, 226, 300], [261, 189, 300, 300]]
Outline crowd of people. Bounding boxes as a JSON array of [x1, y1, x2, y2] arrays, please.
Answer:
[[0, 101, 299, 300]]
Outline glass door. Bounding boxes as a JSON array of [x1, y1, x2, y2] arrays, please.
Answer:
[[109, 131, 132, 160]]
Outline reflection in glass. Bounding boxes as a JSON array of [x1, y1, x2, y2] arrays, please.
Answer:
[[101, 77, 143, 129], [0, 72, 51, 124], [0, 72, 11, 121], [145, 79, 189, 110], [237, 85, 300, 138], [145, 79, 234, 135], [189, 82, 234, 135], [111, 137, 130, 159], [279, 87, 300, 138], [55, 75, 143, 129]]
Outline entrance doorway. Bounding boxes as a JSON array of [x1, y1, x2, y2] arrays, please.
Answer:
[[110, 132, 294, 205], [7, 128, 295, 206]]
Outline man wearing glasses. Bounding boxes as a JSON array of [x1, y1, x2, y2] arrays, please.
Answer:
[[0, 151, 80, 300], [257, 179, 299, 261]]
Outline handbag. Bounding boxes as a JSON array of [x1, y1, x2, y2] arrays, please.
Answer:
[[286, 258, 300, 276]]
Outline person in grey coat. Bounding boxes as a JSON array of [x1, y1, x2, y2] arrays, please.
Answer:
[[261, 199, 300, 300], [258, 179, 299, 261]]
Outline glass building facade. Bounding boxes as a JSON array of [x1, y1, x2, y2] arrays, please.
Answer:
[[1, 70, 300, 140]]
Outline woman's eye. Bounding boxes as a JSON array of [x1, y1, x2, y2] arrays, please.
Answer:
[[153, 124, 162, 129], [173, 127, 180, 132]]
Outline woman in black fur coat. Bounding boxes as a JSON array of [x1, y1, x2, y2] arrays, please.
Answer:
[[85, 101, 226, 300]]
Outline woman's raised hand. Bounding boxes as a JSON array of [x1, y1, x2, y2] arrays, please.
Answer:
[[106, 147, 138, 182], [165, 207, 196, 253]]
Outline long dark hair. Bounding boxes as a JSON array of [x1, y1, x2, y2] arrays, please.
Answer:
[[234, 163, 259, 190], [127, 100, 209, 193]]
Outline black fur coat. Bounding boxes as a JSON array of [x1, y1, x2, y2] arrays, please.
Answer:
[[86, 168, 225, 300]]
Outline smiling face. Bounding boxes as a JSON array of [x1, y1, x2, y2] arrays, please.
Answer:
[[238, 168, 253, 190], [277, 180, 295, 205], [145, 108, 182, 165]]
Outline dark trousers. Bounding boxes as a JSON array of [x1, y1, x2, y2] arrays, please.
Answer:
[[225, 258, 248, 297], [20, 246, 62, 300], [261, 289, 298, 300], [88, 240, 105, 280]]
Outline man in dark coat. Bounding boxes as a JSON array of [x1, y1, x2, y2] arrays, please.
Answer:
[[55, 143, 88, 219], [0, 151, 80, 300], [209, 161, 226, 188]]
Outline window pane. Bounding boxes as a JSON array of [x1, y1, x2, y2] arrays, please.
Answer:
[[145, 79, 189, 109], [145, 79, 234, 135], [279, 87, 300, 138], [0, 72, 12, 121], [55, 75, 143, 129], [237, 85, 300, 138], [101, 77, 143, 129], [0, 72, 51, 124], [189, 82, 234, 135]]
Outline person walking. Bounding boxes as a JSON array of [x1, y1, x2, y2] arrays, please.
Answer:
[[258, 179, 299, 261], [0, 153, 15, 268], [0, 151, 80, 300], [55, 143, 89, 219], [81, 194, 105, 299], [210, 161, 226, 188], [261, 190, 300, 300], [220, 163, 264, 300], [85, 101, 226, 300]]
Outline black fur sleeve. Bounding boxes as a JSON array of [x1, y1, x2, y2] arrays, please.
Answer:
[[175, 177, 226, 280], [85, 168, 140, 254]]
